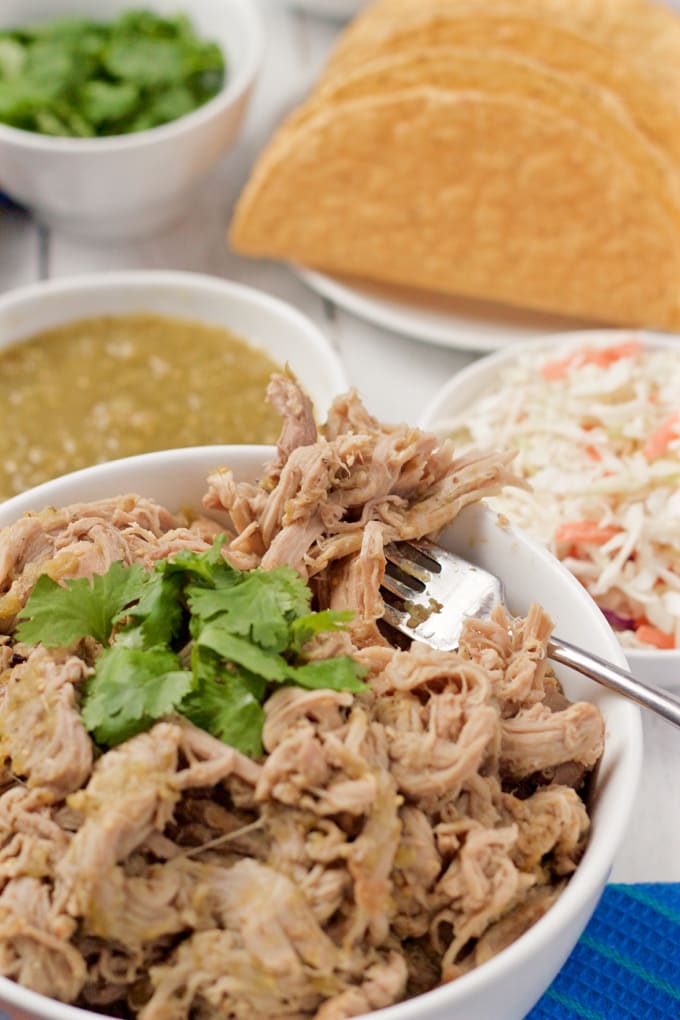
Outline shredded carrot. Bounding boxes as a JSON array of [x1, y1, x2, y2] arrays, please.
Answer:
[[554, 521, 620, 545], [635, 623, 675, 649], [540, 341, 641, 381], [642, 412, 680, 460], [583, 340, 642, 367], [584, 444, 602, 461], [541, 355, 574, 381]]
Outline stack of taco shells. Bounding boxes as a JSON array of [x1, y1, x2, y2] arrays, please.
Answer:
[[230, 0, 680, 331]]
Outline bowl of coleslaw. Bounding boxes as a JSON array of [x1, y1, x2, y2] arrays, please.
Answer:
[[420, 329, 680, 690]]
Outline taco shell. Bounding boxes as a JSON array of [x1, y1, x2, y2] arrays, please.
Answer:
[[230, 87, 680, 329], [326, 0, 680, 101], [292, 44, 680, 174], [320, 5, 680, 170], [229, 0, 680, 330]]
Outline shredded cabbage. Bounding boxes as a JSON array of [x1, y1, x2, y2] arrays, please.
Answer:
[[433, 339, 680, 650]]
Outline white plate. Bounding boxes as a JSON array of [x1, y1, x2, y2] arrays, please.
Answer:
[[296, 267, 596, 351], [268, 0, 367, 18]]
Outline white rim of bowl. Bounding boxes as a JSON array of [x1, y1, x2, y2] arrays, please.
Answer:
[[0, 446, 643, 1020], [0, 0, 263, 152], [421, 328, 679, 429]]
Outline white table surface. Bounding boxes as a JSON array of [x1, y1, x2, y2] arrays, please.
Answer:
[[0, 0, 677, 885]]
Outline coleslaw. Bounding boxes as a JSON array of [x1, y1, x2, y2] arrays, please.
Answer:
[[433, 338, 680, 650]]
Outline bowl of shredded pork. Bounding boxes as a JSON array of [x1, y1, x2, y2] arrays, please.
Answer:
[[0, 375, 641, 1020]]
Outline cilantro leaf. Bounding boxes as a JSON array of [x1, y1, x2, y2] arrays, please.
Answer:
[[0, 38, 26, 78], [16, 561, 147, 647], [128, 84, 195, 132], [196, 625, 289, 682], [103, 37, 187, 88], [115, 571, 185, 649], [289, 610, 355, 654], [82, 645, 193, 746], [112, 11, 190, 41], [22, 39, 84, 96], [0, 80, 39, 127], [288, 657, 368, 693], [23, 17, 104, 42], [181, 652, 265, 757], [187, 564, 312, 651], [79, 80, 139, 126], [196, 615, 367, 696], [157, 534, 232, 585], [40, 101, 94, 137]]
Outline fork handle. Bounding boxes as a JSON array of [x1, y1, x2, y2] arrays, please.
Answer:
[[549, 637, 680, 729]]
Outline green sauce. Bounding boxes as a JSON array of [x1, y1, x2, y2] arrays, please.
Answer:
[[0, 313, 282, 499]]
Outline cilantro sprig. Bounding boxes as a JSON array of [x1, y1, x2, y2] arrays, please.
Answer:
[[16, 537, 366, 756]]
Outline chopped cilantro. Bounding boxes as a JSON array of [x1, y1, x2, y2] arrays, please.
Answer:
[[16, 561, 147, 647], [186, 563, 313, 651], [16, 538, 366, 755], [0, 10, 225, 138], [181, 648, 266, 757], [115, 571, 186, 650], [289, 609, 355, 654], [82, 645, 193, 746]]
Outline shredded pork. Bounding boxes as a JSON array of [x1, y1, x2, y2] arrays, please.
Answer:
[[0, 377, 604, 1019]]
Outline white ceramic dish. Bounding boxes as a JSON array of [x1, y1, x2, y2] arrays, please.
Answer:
[[420, 328, 680, 690], [269, 0, 368, 18], [0, 0, 262, 239], [296, 267, 595, 352], [0, 445, 642, 1020]]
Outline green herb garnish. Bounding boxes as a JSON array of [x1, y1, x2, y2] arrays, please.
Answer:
[[16, 537, 366, 755], [0, 10, 225, 138]]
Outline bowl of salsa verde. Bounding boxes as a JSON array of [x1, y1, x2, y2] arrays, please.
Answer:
[[0, 269, 346, 499]]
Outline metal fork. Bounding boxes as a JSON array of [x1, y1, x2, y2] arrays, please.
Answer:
[[381, 538, 680, 729]]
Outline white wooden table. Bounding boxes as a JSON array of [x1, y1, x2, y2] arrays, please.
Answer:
[[0, 0, 677, 884]]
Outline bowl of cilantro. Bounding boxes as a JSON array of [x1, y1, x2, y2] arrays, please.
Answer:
[[0, 0, 262, 238]]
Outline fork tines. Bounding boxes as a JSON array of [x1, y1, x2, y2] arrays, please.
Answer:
[[381, 539, 445, 644], [379, 537, 504, 652]]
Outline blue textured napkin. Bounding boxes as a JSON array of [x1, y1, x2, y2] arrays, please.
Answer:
[[0, 884, 676, 1019], [527, 884, 680, 1019]]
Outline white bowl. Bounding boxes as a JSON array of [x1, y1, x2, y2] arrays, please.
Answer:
[[0, 0, 262, 239], [269, 0, 368, 18], [0, 445, 642, 1020], [420, 328, 680, 691], [0, 267, 346, 427]]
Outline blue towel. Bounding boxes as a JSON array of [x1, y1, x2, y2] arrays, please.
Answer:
[[0, 884, 677, 1019], [527, 884, 680, 1020]]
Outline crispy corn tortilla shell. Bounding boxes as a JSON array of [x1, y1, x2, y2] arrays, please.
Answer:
[[282, 45, 680, 184], [230, 88, 680, 330], [319, 5, 680, 169], [244, 48, 680, 240], [328, 0, 680, 98]]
